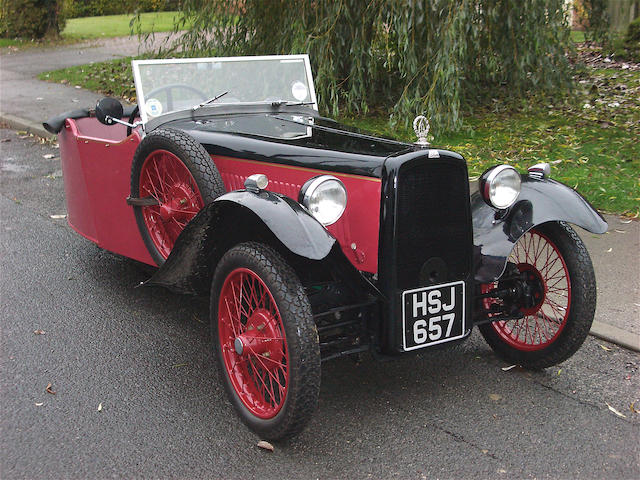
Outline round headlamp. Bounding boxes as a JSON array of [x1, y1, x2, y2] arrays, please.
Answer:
[[480, 165, 521, 209], [300, 175, 347, 226]]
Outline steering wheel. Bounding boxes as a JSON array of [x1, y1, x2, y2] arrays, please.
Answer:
[[146, 84, 209, 112]]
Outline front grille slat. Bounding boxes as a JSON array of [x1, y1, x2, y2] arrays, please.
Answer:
[[395, 159, 473, 289]]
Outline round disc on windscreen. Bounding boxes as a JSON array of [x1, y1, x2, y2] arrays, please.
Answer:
[[291, 81, 308, 101], [146, 98, 163, 117]]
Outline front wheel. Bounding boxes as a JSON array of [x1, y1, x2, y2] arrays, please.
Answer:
[[210, 243, 321, 440], [479, 221, 596, 369]]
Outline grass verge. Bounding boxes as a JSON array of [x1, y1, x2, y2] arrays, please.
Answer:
[[38, 58, 639, 216], [62, 12, 180, 40], [0, 12, 179, 49]]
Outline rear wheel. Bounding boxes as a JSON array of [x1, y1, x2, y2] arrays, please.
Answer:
[[210, 243, 321, 440], [479, 222, 596, 369], [131, 128, 225, 265]]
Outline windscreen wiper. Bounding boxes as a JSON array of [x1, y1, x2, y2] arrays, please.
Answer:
[[192, 91, 229, 111], [270, 100, 315, 107]]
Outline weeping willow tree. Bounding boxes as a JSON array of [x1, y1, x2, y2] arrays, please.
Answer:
[[152, 0, 572, 132]]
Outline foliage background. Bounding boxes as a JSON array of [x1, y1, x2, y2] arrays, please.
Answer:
[[156, 0, 573, 132], [62, 0, 179, 19], [0, 0, 65, 38]]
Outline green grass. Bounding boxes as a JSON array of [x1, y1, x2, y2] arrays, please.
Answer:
[[0, 38, 26, 47], [62, 11, 180, 39], [0, 11, 180, 48], [39, 58, 640, 217], [571, 30, 586, 43]]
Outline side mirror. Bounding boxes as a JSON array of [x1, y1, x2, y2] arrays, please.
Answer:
[[96, 97, 124, 125]]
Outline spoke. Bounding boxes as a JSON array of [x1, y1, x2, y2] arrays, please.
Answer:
[[247, 357, 277, 406], [224, 297, 239, 337], [251, 353, 286, 396], [152, 159, 167, 199]]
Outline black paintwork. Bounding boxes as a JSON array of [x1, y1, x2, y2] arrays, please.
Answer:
[[377, 149, 474, 353], [147, 190, 338, 294], [142, 108, 607, 357], [160, 111, 412, 178], [470, 176, 608, 283]]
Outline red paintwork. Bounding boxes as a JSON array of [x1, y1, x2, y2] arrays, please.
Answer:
[[213, 155, 381, 273], [59, 119, 381, 273], [59, 118, 155, 265], [482, 229, 571, 351], [218, 267, 289, 419], [139, 149, 204, 259]]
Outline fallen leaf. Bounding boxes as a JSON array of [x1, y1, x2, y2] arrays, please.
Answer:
[[614, 229, 626, 234], [599, 344, 612, 351], [257, 440, 274, 452], [606, 403, 627, 418], [501, 365, 517, 371], [606, 248, 612, 253], [45, 383, 56, 395], [50, 214, 66, 219], [33, 329, 45, 335], [43, 153, 55, 159], [482, 449, 489, 454], [557, 368, 562, 376], [620, 219, 632, 224], [1, 138, 10, 143], [489, 393, 502, 401], [98, 402, 103, 412], [35, 402, 43, 406], [172, 363, 188, 368], [631, 402, 639, 414]]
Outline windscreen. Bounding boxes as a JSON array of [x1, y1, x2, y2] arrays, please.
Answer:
[[132, 55, 317, 123]]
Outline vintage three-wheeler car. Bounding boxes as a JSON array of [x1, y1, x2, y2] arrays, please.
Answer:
[[44, 55, 607, 440]]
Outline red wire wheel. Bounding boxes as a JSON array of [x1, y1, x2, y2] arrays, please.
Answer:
[[139, 149, 204, 259], [479, 222, 597, 369], [218, 267, 289, 419], [490, 229, 571, 351], [130, 128, 225, 265], [211, 243, 320, 440]]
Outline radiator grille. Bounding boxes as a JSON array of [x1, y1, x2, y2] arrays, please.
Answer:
[[395, 159, 472, 290]]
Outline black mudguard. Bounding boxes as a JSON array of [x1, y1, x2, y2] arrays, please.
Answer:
[[472, 176, 608, 282], [144, 190, 338, 294]]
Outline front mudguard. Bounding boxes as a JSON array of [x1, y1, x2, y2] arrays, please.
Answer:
[[144, 190, 377, 296], [472, 176, 607, 282]]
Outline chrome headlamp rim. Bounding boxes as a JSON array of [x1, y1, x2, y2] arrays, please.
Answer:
[[480, 165, 521, 210], [299, 175, 347, 226]]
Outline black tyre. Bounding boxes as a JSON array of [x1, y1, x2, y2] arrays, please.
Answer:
[[210, 242, 321, 440], [478, 221, 596, 369], [130, 128, 225, 265]]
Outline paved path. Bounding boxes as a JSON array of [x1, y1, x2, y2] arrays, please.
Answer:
[[0, 34, 174, 130], [0, 38, 638, 351]]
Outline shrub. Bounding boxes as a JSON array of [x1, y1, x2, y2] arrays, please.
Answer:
[[1, 0, 65, 39], [63, 0, 179, 19]]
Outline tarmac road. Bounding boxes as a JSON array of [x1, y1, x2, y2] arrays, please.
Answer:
[[1, 129, 639, 479]]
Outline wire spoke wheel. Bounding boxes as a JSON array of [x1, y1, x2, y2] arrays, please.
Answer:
[[218, 267, 289, 419], [491, 229, 571, 351], [130, 128, 225, 265], [211, 243, 320, 440], [478, 222, 596, 369], [139, 149, 204, 259]]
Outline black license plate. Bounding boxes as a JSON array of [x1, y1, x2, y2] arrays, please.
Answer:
[[401, 281, 466, 351]]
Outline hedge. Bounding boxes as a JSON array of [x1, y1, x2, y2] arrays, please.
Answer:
[[63, 0, 179, 18]]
